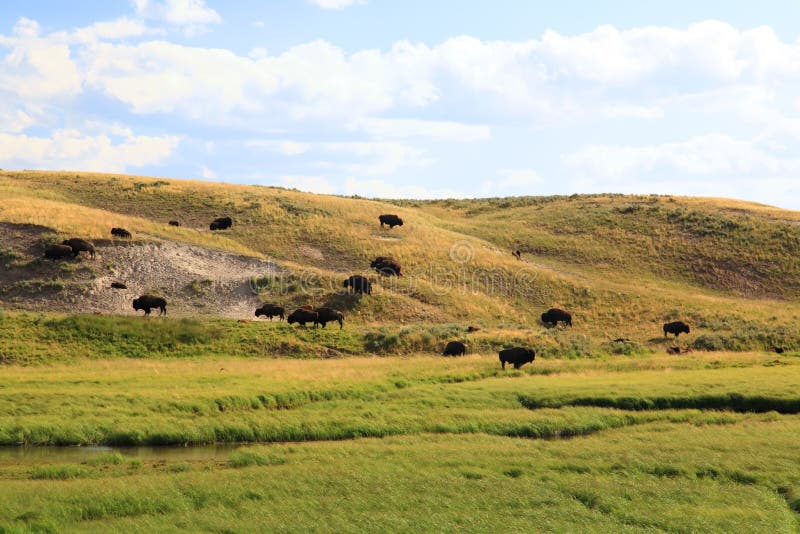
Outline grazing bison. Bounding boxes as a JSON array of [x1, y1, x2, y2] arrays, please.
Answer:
[[111, 227, 132, 239], [210, 217, 233, 231], [663, 321, 690, 338], [315, 307, 344, 329], [443, 341, 466, 356], [343, 275, 372, 295], [370, 256, 402, 277], [110, 282, 127, 289], [499, 347, 536, 370], [379, 214, 403, 229], [255, 303, 285, 321], [168, 220, 180, 227], [287, 308, 318, 327], [541, 308, 572, 327], [44, 244, 73, 261], [62, 238, 95, 259], [770, 346, 785, 354], [132, 295, 167, 316]]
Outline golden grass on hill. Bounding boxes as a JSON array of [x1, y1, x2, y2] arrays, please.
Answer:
[[2, 170, 800, 352]]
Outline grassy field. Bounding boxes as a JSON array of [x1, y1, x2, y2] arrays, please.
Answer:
[[0, 352, 798, 531], [2, 171, 800, 531]]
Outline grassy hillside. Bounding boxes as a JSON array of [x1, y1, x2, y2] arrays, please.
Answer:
[[2, 171, 800, 531], [1, 170, 799, 358]]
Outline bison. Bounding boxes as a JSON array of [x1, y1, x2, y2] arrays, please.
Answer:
[[663, 321, 690, 338], [210, 217, 233, 231], [168, 220, 180, 227], [133, 295, 167, 316], [541, 308, 572, 327], [255, 303, 285, 321], [110, 282, 127, 289], [443, 341, 466, 356], [62, 238, 95, 259], [111, 227, 132, 239], [499, 347, 536, 370], [44, 244, 73, 261], [315, 307, 344, 329], [370, 256, 402, 277], [343, 275, 372, 295], [379, 214, 403, 229], [287, 308, 318, 327]]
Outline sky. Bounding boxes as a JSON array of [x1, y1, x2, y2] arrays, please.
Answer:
[[2, 1, 800, 209]]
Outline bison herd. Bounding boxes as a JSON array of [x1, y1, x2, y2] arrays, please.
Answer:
[[35, 210, 697, 368]]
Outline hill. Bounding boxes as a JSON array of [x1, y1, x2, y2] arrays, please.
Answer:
[[1, 170, 799, 360]]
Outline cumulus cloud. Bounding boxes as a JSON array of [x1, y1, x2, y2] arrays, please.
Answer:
[[0, 128, 179, 172], [349, 117, 490, 141], [481, 168, 544, 196], [131, 0, 221, 35], [563, 134, 800, 179], [308, 0, 366, 9]]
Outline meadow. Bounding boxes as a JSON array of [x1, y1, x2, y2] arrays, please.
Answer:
[[0, 351, 798, 532], [2, 171, 800, 531]]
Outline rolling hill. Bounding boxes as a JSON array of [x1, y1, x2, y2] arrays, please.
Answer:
[[1, 170, 798, 361]]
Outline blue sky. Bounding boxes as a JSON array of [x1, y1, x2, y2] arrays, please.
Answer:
[[2, 1, 800, 208]]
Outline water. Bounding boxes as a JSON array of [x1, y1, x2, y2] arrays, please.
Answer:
[[0, 444, 243, 465]]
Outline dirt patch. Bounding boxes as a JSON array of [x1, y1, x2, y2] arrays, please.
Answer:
[[0, 229, 280, 318], [371, 235, 401, 242]]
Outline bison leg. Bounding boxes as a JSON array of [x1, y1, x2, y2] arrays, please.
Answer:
[[501, 360, 506, 370], [160, 306, 166, 315]]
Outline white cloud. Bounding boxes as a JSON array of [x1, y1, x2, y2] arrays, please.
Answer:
[[564, 134, 800, 179], [0, 107, 35, 132], [481, 168, 544, 196], [322, 141, 430, 175], [72, 18, 150, 43], [200, 165, 216, 179], [0, 128, 179, 172], [281, 175, 336, 194], [252, 21, 265, 29], [343, 177, 463, 199], [246, 139, 310, 155], [308, 0, 365, 9], [132, 0, 221, 35], [349, 117, 490, 141], [0, 18, 83, 100]]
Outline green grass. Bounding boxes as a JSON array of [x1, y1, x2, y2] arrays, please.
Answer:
[[2, 172, 800, 531]]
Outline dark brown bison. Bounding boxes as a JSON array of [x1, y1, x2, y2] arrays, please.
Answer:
[[541, 308, 572, 327], [379, 214, 403, 229], [210, 217, 233, 231], [315, 307, 344, 329], [110, 282, 127, 289], [133, 295, 167, 316], [663, 321, 690, 337], [343, 275, 372, 295], [499, 347, 536, 370], [168, 220, 180, 226], [44, 244, 73, 261], [287, 308, 318, 327], [255, 304, 285, 321], [443, 341, 466, 356], [370, 257, 402, 277], [62, 238, 95, 259], [111, 227, 132, 238]]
